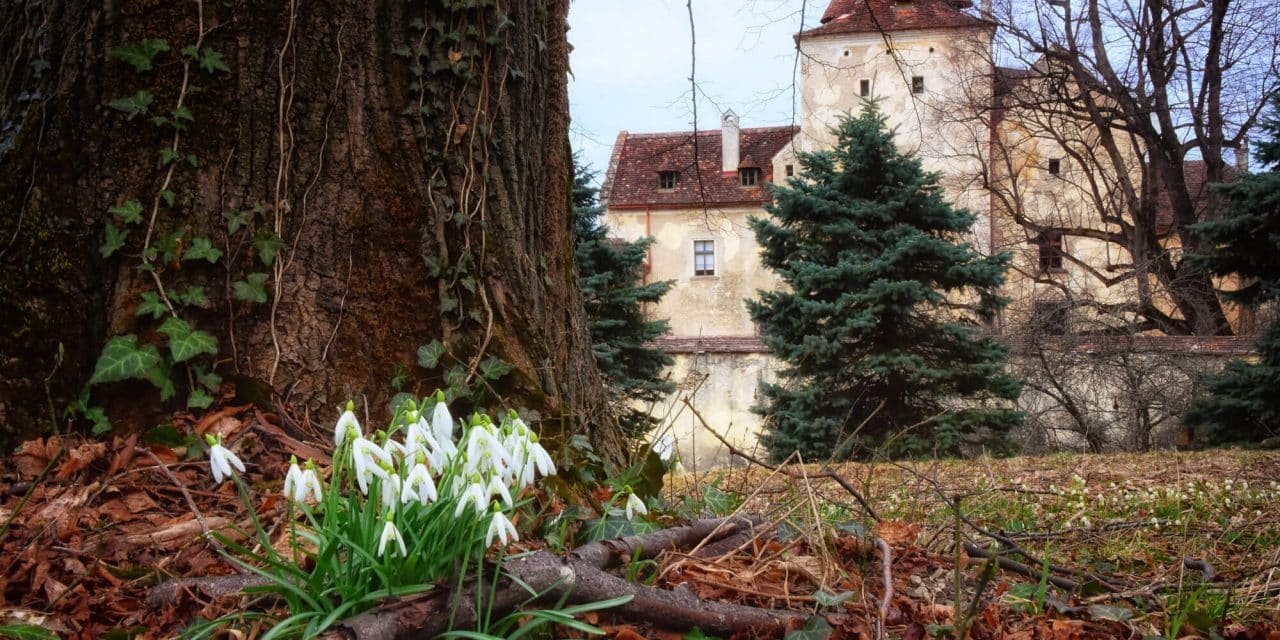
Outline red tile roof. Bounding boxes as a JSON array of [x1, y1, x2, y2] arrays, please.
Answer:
[[602, 126, 798, 209], [801, 0, 987, 39]]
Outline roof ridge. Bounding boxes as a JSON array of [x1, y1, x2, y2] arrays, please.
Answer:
[[620, 125, 799, 140]]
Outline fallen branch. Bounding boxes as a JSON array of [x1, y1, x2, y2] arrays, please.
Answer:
[[149, 515, 806, 638], [875, 536, 893, 640], [964, 544, 1080, 592]]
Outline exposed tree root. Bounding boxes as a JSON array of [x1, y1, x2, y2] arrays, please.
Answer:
[[148, 515, 808, 638]]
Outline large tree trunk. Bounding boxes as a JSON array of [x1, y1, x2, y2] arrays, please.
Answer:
[[0, 0, 625, 464]]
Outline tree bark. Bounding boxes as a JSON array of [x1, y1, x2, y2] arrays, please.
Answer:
[[0, 0, 624, 463]]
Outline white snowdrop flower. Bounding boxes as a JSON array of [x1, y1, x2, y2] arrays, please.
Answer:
[[207, 434, 245, 484], [431, 394, 458, 457], [652, 434, 675, 462], [624, 491, 647, 521], [402, 461, 438, 505], [352, 436, 392, 495], [485, 508, 519, 547], [454, 475, 489, 518], [407, 418, 445, 467], [377, 514, 407, 557], [335, 401, 360, 447], [283, 456, 323, 503], [487, 474, 514, 508], [380, 472, 404, 508], [464, 425, 512, 478]]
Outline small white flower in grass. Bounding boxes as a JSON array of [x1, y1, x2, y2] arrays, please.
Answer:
[[334, 400, 360, 447], [487, 474, 513, 508], [206, 434, 245, 484], [454, 474, 489, 518], [624, 489, 647, 521], [402, 460, 438, 504], [380, 469, 404, 507], [283, 456, 323, 503], [486, 505, 519, 547], [353, 436, 392, 495], [377, 513, 407, 557], [431, 391, 458, 457]]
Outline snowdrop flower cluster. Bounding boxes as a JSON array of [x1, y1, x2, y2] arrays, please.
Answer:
[[324, 395, 556, 557]]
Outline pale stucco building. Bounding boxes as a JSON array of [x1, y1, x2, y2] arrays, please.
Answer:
[[601, 0, 1254, 465]]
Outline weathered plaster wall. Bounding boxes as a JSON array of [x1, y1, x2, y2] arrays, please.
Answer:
[[646, 350, 780, 469], [797, 27, 995, 252], [607, 206, 780, 337]]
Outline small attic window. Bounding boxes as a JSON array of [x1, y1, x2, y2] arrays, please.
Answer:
[[739, 167, 761, 187], [912, 76, 925, 94], [785, 164, 794, 177], [658, 171, 677, 190], [860, 79, 870, 97], [1047, 158, 1062, 175]]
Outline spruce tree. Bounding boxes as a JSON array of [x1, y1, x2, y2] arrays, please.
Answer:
[[572, 160, 676, 438], [1185, 94, 1280, 444], [747, 105, 1022, 461]]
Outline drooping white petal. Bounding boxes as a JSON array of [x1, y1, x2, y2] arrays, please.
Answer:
[[335, 409, 360, 446], [403, 463, 437, 505], [487, 475, 513, 509], [284, 462, 306, 501], [432, 401, 455, 453], [209, 443, 243, 484], [485, 511, 519, 547], [301, 467, 324, 502], [377, 519, 407, 557], [625, 492, 647, 521]]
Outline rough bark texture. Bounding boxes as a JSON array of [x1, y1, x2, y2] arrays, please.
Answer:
[[0, 0, 623, 462]]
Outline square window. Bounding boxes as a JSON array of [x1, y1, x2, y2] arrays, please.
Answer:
[[694, 240, 715, 276], [739, 167, 761, 187], [1037, 231, 1065, 272], [1047, 158, 1061, 175], [860, 79, 870, 97], [912, 76, 924, 94], [658, 171, 677, 190]]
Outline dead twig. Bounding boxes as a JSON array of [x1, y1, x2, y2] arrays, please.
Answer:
[[144, 448, 225, 554]]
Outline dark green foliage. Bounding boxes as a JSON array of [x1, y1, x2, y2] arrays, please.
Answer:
[[1186, 94, 1280, 444], [572, 159, 675, 438], [747, 105, 1022, 461]]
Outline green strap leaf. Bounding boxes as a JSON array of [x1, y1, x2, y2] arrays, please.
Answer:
[[159, 316, 219, 363]]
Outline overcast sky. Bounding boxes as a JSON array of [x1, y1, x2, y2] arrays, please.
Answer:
[[567, 1, 826, 186]]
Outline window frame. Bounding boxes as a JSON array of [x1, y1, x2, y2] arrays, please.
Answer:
[[693, 240, 716, 276], [911, 76, 925, 94], [1047, 158, 1062, 175], [1037, 230, 1066, 273], [738, 167, 761, 187], [860, 79, 871, 97], [658, 171, 678, 190]]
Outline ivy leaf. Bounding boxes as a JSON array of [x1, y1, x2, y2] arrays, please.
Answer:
[[107, 91, 155, 120], [184, 236, 222, 264], [110, 200, 145, 225], [172, 106, 194, 123], [160, 189, 176, 208], [198, 48, 231, 74], [158, 316, 219, 363], [224, 209, 249, 235], [90, 335, 164, 386], [175, 285, 209, 308], [417, 340, 446, 369], [784, 617, 833, 640], [160, 148, 181, 166], [185, 154, 199, 167], [135, 291, 169, 319], [180, 44, 199, 59], [813, 590, 858, 608], [478, 356, 512, 381], [233, 272, 269, 304], [86, 405, 113, 435], [252, 230, 285, 267], [100, 222, 129, 258], [110, 38, 170, 72], [187, 387, 214, 409], [194, 366, 223, 391]]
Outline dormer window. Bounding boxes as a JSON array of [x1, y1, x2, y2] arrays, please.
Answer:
[[658, 171, 677, 190], [912, 76, 925, 94], [739, 167, 761, 187]]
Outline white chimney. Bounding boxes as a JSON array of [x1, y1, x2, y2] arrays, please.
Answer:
[[721, 110, 740, 174], [1235, 137, 1250, 172]]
